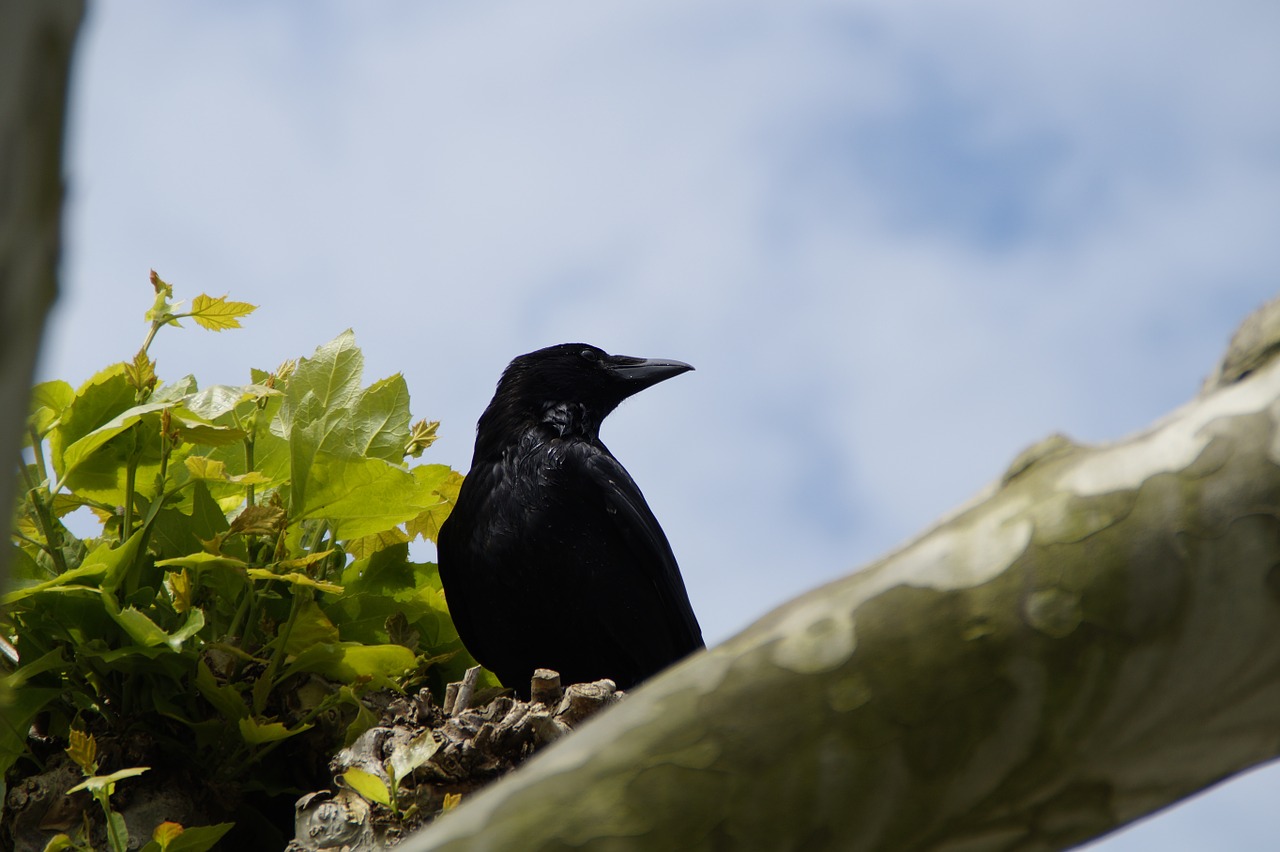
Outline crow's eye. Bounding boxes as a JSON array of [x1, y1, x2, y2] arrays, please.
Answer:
[[580, 349, 600, 362]]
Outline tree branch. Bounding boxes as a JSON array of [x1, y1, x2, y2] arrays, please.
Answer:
[[0, 0, 85, 593], [404, 297, 1280, 851]]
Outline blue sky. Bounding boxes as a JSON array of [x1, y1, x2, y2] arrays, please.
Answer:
[[44, 2, 1280, 847]]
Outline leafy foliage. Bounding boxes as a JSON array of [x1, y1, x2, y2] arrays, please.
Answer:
[[339, 729, 441, 819], [2, 272, 483, 846]]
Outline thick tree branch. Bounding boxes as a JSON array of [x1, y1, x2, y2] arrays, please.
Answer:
[[404, 297, 1280, 851], [0, 0, 84, 593]]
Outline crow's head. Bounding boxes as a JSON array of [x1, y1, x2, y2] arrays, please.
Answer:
[[475, 343, 693, 452], [500, 343, 692, 414]]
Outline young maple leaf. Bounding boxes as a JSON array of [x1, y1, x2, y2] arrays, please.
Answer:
[[124, 348, 157, 398], [405, 419, 440, 458], [189, 293, 258, 332]]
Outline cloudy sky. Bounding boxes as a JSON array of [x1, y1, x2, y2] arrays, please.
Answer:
[[42, 2, 1280, 847]]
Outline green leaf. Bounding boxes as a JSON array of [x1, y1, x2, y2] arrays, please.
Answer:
[[125, 349, 158, 397], [149, 481, 231, 560], [182, 384, 243, 420], [327, 547, 465, 661], [49, 364, 136, 481], [346, 527, 411, 560], [280, 600, 340, 655], [51, 381, 177, 502], [139, 822, 234, 852], [251, 669, 273, 718], [107, 605, 170, 647], [354, 374, 412, 463], [405, 419, 439, 458], [405, 465, 463, 544], [183, 382, 276, 421], [141, 821, 184, 852], [89, 644, 179, 664], [156, 552, 250, 615], [284, 642, 415, 683], [28, 379, 74, 436], [106, 811, 130, 852], [279, 331, 364, 508], [151, 375, 199, 403], [105, 601, 205, 652], [195, 660, 248, 721], [338, 685, 380, 746], [183, 457, 228, 480], [8, 545, 47, 582], [340, 767, 392, 807], [278, 330, 364, 442], [169, 410, 246, 448], [274, 550, 336, 572], [187, 294, 257, 331], [66, 728, 98, 773], [58, 401, 171, 488], [50, 491, 101, 518], [389, 730, 440, 784], [293, 456, 421, 539], [297, 457, 457, 541], [156, 552, 248, 572], [2, 531, 143, 604], [237, 717, 310, 745], [409, 461, 452, 495], [172, 823, 237, 852], [167, 609, 206, 648], [208, 393, 290, 488], [66, 765, 150, 794], [246, 569, 342, 595], [5, 648, 67, 688], [0, 684, 62, 776], [96, 529, 145, 595]]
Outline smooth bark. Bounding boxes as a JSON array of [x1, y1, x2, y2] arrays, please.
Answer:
[[405, 297, 1280, 852], [0, 0, 84, 592]]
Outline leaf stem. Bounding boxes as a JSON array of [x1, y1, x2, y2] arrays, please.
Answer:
[[140, 322, 161, 355], [20, 463, 68, 575], [243, 434, 256, 508], [255, 585, 308, 715], [28, 425, 49, 484], [122, 458, 137, 543]]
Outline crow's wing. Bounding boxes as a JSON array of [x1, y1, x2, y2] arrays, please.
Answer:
[[566, 441, 704, 661], [436, 453, 557, 671], [439, 435, 703, 690]]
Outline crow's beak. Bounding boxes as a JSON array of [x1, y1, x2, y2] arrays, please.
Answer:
[[607, 356, 694, 391]]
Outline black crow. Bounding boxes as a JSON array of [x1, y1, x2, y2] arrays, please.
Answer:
[[437, 343, 704, 696]]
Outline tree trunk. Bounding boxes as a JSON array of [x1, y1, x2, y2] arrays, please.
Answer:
[[0, 0, 84, 593], [402, 297, 1280, 851]]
